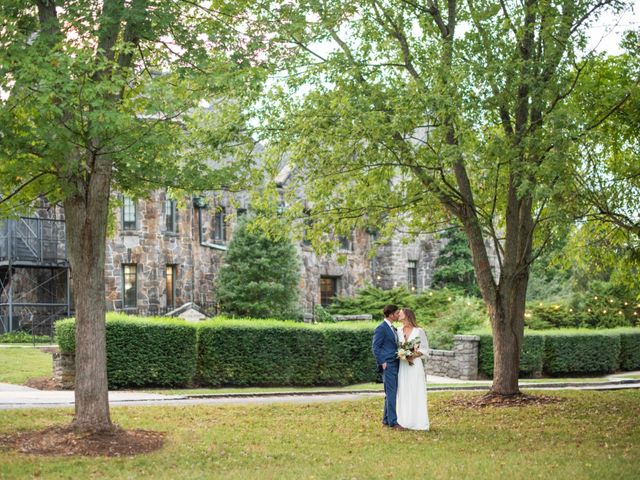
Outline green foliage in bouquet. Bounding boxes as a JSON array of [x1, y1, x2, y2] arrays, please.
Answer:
[[216, 216, 302, 320]]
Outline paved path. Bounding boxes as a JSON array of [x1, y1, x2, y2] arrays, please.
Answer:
[[1, 372, 639, 410]]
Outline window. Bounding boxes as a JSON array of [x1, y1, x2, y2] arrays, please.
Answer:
[[122, 264, 137, 309], [166, 265, 176, 308], [407, 260, 418, 291], [165, 199, 177, 233], [214, 207, 226, 242], [338, 235, 352, 251], [122, 198, 136, 230], [320, 276, 339, 307]]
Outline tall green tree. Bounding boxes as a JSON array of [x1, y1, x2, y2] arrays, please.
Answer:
[[250, 0, 633, 396], [0, 1, 261, 431], [216, 216, 301, 319], [432, 227, 480, 296]]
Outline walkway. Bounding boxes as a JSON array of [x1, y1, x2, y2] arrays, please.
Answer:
[[1, 372, 639, 410]]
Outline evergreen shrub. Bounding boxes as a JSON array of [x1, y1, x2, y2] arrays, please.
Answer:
[[56, 315, 198, 388], [619, 330, 640, 370], [197, 318, 378, 386], [543, 332, 621, 375], [476, 332, 545, 377]]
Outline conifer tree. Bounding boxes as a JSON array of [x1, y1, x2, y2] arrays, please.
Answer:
[[217, 217, 301, 319]]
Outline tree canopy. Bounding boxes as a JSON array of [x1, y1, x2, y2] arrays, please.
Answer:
[[246, 0, 637, 395]]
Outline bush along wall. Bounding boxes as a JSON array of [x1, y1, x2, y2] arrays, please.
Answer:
[[197, 319, 379, 387], [55, 315, 198, 388], [477, 333, 545, 378], [475, 328, 640, 378], [56, 315, 380, 388]]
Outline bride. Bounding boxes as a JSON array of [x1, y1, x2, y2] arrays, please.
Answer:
[[396, 308, 430, 430]]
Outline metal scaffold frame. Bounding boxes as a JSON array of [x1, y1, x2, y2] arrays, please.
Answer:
[[0, 217, 71, 336]]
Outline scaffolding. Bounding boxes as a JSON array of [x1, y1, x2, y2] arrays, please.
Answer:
[[0, 217, 70, 337]]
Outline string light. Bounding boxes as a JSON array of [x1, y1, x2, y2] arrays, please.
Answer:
[[609, 299, 614, 304], [594, 296, 598, 300]]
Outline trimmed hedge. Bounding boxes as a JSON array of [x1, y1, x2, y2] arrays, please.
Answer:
[[475, 328, 640, 377], [477, 333, 545, 377], [55, 315, 198, 388], [617, 331, 640, 371], [197, 318, 378, 387], [543, 332, 620, 375]]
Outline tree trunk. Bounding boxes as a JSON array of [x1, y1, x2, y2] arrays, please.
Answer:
[[490, 274, 529, 395], [63, 155, 113, 432]]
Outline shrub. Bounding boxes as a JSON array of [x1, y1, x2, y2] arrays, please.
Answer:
[[543, 332, 621, 375], [618, 330, 640, 371], [0, 330, 51, 344], [55, 315, 198, 388], [197, 318, 378, 387], [55, 318, 75, 352], [216, 216, 302, 320], [476, 332, 545, 377]]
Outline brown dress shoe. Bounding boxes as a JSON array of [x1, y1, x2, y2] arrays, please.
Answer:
[[391, 425, 407, 431]]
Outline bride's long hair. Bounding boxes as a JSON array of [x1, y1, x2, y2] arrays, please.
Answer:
[[402, 308, 419, 328]]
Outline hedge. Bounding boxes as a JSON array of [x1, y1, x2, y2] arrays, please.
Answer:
[[197, 318, 378, 387], [616, 330, 640, 371], [543, 332, 620, 375], [474, 328, 640, 377], [55, 315, 198, 388], [477, 333, 545, 377]]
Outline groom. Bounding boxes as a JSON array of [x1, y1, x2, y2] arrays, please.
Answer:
[[372, 304, 403, 430]]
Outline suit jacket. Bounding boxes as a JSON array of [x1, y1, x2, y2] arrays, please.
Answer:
[[371, 320, 399, 368]]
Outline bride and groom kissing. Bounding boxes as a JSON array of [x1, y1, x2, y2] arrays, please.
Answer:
[[372, 304, 430, 431]]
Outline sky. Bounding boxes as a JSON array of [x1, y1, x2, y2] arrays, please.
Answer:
[[585, 1, 639, 55]]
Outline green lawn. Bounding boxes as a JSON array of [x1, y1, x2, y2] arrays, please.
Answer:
[[0, 347, 51, 384], [0, 390, 638, 479]]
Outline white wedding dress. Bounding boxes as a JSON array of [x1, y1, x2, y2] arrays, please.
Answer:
[[396, 326, 430, 430]]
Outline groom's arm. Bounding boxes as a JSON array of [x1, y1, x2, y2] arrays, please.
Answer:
[[371, 326, 386, 366]]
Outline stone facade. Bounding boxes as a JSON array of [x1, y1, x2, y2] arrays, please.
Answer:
[[2, 191, 501, 322], [104, 190, 240, 313], [425, 335, 481, 380]]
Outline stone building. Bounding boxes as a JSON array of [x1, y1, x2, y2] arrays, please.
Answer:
[[1, 186, 500, 332]]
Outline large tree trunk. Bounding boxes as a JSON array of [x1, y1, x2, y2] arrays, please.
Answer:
[[63, 155, 113, 432], [490, 274, 529, 395], [455, 171, 534, 396]]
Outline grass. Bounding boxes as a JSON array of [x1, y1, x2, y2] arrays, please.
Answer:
[[0, 347, 52, 384], [0, 390, 638, 479]]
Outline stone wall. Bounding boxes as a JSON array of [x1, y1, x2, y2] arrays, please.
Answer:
[[52, 351, 75, 389], [425, 335, 480, 380]]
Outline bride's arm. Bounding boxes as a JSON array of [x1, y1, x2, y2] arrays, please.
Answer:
[[416, 328, 429, 357]]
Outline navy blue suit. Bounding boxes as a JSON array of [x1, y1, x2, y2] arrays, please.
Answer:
[[371, 320, 399, 427]]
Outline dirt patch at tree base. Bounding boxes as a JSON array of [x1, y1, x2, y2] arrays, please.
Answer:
[[0, 426, 165, 457], [449, 392, 565, 409], [25, 377, 64, 390]]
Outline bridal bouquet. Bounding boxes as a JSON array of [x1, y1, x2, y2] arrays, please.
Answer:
[[397, 338, 421, 366]]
